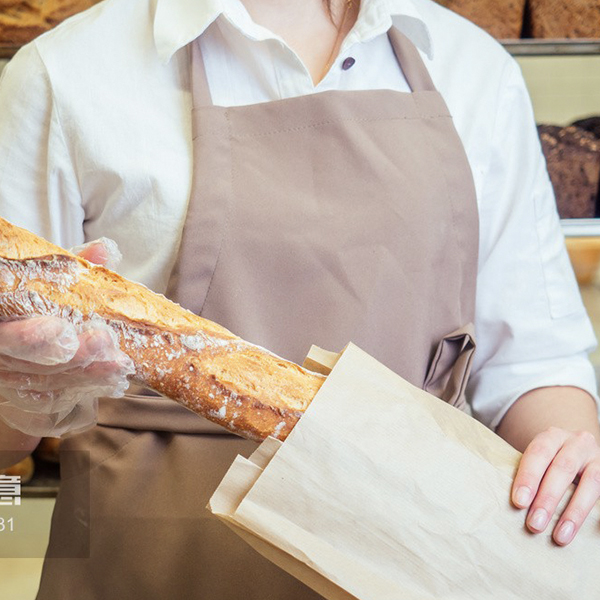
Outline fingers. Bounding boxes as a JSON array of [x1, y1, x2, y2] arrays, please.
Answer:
[[0, 353, 132, 396], [0, 317, 79, 366], [69, 325, 128, 370], [512, 427, 567, 512], [73, 241, 109, 265], [0, 351, 133, 416], [512, 427, 600, 546], [0, 314, 133, 437], [0, 325, 134, 395], [71, 237, 122, 270], [552, 443, 600, 545], [0, 397, 98, 438], [0, 321, 115, 374], [0, 318, 134, 416]]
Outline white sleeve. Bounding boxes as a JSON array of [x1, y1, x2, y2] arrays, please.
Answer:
[[467, 57, 599, 430], [0, 41, 84, 247]]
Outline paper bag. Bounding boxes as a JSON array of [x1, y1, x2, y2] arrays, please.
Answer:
[[209, 344, 600, 599]]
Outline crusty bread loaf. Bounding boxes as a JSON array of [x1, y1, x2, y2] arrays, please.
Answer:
[[526, 0, 600, 39], [435, 0, 526, 39], [572, 117, 600, 141], [538, 124, 600, 219], [0, 0, 95, 45], [0, 455, 34, 483], [0, 217, 325, 441], [34, 436, 61, 463]]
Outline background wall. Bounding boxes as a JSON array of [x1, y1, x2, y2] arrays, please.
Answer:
[[517, 55, 600, 125]]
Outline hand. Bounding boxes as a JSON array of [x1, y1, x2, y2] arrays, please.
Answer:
[[0, 239, 134, 437], [511, 426, 600, 546], [70, 236, 122, 270]]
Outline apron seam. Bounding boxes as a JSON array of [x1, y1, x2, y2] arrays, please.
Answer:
[[416, 113, 464, 328], [199, 109, 235, 315], [194, 113, 451, 141], [86, 427, 145, 478], [419, 116, 477, 328]]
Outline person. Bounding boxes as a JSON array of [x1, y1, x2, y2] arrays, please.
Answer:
[[0, 0, 600, 597]]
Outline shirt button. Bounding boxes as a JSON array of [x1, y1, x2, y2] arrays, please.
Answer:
[[341, 57, 355, 71]]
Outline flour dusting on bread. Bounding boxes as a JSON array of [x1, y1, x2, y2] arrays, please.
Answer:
[[0, 217, 325, 441]]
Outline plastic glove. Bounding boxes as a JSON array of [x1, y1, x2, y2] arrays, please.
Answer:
[[70, 237, 123, 271], [0, 238, 134, 437]]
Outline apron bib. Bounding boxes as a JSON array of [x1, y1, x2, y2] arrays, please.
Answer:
[[168, 28, 479, 401], [36, 28, 478, 600]]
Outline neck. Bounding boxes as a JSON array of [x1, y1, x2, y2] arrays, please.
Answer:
[[240, 0, 360, 84]]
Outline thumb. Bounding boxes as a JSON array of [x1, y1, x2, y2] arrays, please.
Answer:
[[70, 238, 122, 270]]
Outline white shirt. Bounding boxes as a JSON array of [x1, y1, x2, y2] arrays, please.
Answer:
[[0, 0, 597, 428]]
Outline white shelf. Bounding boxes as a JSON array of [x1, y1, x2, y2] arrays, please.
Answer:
[[561, 219, 600, 237], [503, 39, 600, 56], [1, 39, 599, 59]]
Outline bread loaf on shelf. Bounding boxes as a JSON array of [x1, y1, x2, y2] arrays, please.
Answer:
[[0, 455, 34, 484], [538, 124, 600, 219], [434, 0, 526, 39], [0, 218, 325, 441], [526, 0, 600, 39], [572, 117, 600, 142], [0, 0, 96, 45]]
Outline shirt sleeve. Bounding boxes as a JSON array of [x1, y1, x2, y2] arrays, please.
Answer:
[[0, 41, 84, 247], [467, 56, 599, 430]]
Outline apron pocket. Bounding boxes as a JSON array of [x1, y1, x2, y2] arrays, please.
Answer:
[[423, 324, 476, 410]]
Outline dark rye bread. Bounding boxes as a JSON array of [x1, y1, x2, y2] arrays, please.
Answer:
[[435, 0, 526, 39], [538, 124, 600, 219], [572, 117, 600, 142], [0, 217, 326, 441], [526, 0, 600, 38]]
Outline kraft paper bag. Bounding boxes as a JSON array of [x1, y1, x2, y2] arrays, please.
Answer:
[[209, 343, 600, 600]]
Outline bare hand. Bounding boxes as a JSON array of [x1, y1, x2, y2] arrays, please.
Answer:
[[511, 426, 600, 545]]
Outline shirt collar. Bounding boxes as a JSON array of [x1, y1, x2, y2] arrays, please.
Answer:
[[153, 0, 433, 63]]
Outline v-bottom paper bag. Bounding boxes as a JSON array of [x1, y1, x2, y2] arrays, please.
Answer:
[[210, 344, 600, 600]]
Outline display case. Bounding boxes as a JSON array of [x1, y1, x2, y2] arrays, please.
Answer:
[[504, 40, 600, 237]]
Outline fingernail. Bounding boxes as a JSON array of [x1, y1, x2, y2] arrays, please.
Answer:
[[529, 508, 548, 531], [514, 486, 531, 507], [555, 520, 575, 545]]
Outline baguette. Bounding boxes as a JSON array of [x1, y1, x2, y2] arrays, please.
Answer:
[[0, 217, 325, 441]]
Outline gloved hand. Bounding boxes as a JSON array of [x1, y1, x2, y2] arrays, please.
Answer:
[[0, 239, 134, 437]]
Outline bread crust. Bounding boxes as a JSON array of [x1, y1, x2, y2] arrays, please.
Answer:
[[0, 455, 34, 484], [0, 0, 96, 45], [0, 217, 325, 441]]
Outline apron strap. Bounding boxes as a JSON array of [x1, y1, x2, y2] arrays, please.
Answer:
[[387, 27, 436, 93], [190, 38, 214, 109]]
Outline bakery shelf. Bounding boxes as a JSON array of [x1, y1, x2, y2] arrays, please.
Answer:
[[0, 44, 19, 59], [561, 219, 600, 238], [22, 461, 60, 499], [1, 39, 599, 60], [22, 485, 59, 499], [502, 39, 600, 56]]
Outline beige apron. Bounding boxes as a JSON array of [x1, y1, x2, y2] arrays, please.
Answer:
[[36, 28, 478, 600]]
